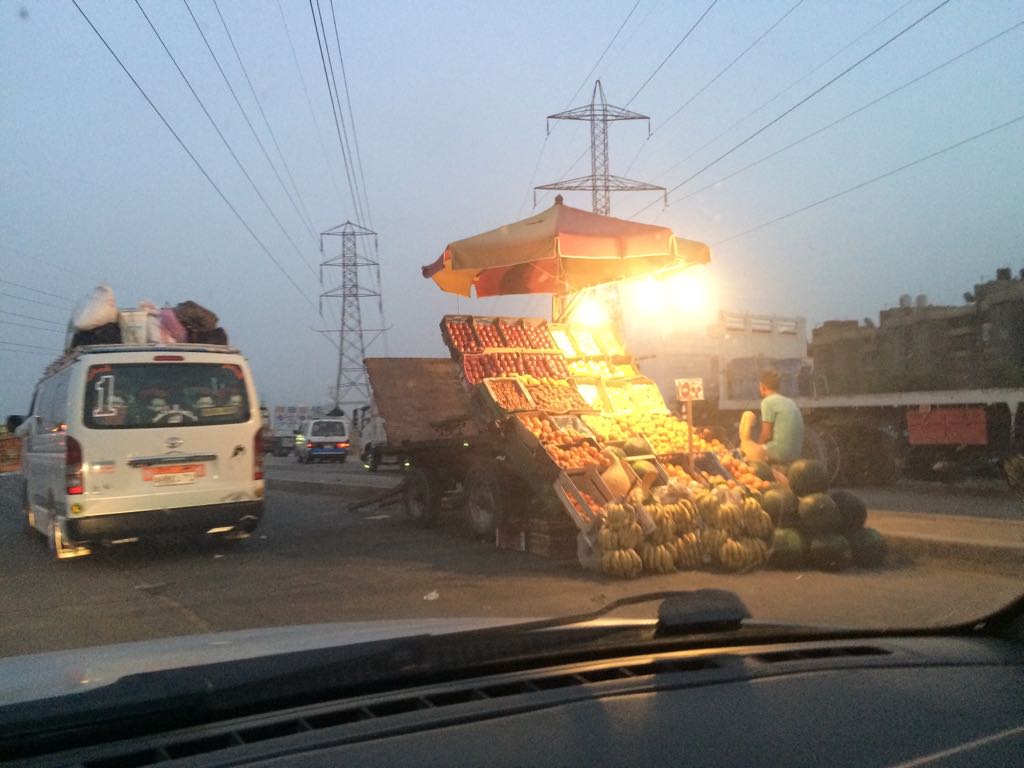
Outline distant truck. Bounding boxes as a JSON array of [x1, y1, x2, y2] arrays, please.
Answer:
[[260, 405, 329, 456], [633, 310, 1024, 486]]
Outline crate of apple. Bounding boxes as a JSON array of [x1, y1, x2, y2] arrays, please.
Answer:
[[498, 319, 530, 348], [521, 319, 557, 350], [462, 354, 488, 385], [473, 319, 504, 349], [442, 316, 480, 354]]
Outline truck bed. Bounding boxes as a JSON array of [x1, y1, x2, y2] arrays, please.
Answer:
[[365, 358, 484, 447]]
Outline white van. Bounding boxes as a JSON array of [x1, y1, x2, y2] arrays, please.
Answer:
[[12, 344, 264, 559]]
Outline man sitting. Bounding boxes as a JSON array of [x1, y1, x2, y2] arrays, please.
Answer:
[[740, 369, 804, 468]]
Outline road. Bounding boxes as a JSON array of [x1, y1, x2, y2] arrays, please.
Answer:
[[1, 469, 1021, 658]]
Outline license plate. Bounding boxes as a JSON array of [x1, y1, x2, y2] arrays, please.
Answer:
[[143, 463, 205, 484], [153, 472, 196, 486]]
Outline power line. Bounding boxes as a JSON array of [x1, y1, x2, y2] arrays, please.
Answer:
[[0, 244, 103, 282], [713, 112, 1024, 246], [660, 21, 1024, 212], [0, 339, 59, 353], [328, 0, 373, 229], [0, 310, 64, 327], [208, 0, 321, 243], [624, 0, 719, 107], [647, 0, 919, 187], [70, 0, 312, 304], [0, 277, 71, 301], [133, 0, 318, 280], [0, 319, 63, 334], [624, 0, 806, 174], [0, 291, 67, 311], [636, 0, 954, 216], [182, 0, 318, 247], [520, 0, 642, 214], [310, 0, 364, 224], [275, 0, 346, 212]]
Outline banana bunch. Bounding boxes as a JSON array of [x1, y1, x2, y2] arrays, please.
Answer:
[[639, 541, 677, 574], [674, 531, 702, 570], [600, 547, 643, 578], [741, 497, 774, 540], [597, 519, 643, 551], [599, 501, 644, 579], [718, 537, 770, 572], [712, 501, 746, 538], [701, 527, 729, 565]]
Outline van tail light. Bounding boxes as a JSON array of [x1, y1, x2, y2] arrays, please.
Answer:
[[254, 428, 264, 481], [66, 435, 84, 495]]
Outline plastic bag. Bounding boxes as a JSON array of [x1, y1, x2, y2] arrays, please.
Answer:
[[71, 284, 117, 331], [159, 307, 187, 342]]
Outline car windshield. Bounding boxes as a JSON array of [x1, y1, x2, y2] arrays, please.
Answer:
[[311, 421, 346, 437], [0, 1, 1022, 683]]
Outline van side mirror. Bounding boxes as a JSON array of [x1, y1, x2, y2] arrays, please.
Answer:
[[5, 415, 24, 432]]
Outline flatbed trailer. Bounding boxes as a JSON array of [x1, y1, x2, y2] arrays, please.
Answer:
[[713, 387, 1024, 485], [365, 358, 546, 535]]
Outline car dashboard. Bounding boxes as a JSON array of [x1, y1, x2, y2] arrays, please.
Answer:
[[8, 632, 1023, 767]]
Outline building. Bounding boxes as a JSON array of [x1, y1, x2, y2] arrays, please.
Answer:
[[809, 268, 1024, 394]]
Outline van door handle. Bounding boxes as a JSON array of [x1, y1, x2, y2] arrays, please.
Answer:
[[232, 445, 245, 457]]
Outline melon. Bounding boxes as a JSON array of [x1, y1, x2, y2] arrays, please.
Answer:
[[788, 459, 829, 497], [768, 527, 805, 569], [846, 527, 887, 568], [808, 534, 853, 571], [762, 488, 798, 527], [798, 493, 842, 535], [607, 445, 627, 459], [751, 460, 776, 482], [631, 460, 659, 478], [830, 489, 868, 531], [623, 437, 650, 456]]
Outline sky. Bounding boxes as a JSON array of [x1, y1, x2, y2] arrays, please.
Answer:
[[2, 0, 1022, 415]]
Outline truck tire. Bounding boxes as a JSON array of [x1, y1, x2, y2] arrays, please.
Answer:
[[464, 461, 508, 539], [403, 468, 440, 527]]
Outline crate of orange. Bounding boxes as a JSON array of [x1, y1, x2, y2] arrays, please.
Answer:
[[543, 438, 611, 473], [719, 453, 774, 492]]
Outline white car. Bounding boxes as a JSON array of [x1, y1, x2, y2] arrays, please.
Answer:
[[293, 418, 350, 464]]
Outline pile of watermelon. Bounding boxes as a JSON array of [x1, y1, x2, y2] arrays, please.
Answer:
[[765, 459, 887, 571]]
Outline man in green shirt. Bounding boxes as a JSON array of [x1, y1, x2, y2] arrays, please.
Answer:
[[740, 369, 805, 466]]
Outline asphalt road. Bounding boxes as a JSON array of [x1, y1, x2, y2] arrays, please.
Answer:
[[1, 475, 1021, 659]]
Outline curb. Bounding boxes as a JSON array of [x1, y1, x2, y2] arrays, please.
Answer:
[[884, 534, 1023, 575]]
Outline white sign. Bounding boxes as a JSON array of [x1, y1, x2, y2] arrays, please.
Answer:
[[675, 378, 705, 402]]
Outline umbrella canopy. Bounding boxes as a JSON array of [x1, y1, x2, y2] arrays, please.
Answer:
[[421, 197, 710, 297]]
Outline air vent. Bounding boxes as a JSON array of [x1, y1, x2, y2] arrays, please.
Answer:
[[754, 645, 891, 663], [82, 655, 725, 767]]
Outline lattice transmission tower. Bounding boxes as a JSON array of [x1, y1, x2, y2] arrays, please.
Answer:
[[319, 221, 386, 415], [536, 80, 665, 215]]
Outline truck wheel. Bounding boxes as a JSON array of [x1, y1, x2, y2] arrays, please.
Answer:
[[403, 468, 440, 527], [464, 461, 507, 539]]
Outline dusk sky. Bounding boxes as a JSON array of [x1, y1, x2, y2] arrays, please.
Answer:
[[2, 0, 1022, 415]]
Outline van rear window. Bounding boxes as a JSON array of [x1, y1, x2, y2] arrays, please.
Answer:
[[84, 363, 250, 429]]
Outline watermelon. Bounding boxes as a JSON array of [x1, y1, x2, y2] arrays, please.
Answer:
[[830, 489, 867, 531], [798, 493, 842, 535], [763, 488, 799, 528], [631, 460, 659, 478], [808, 534, 853, 571], [768, 527, 805, 569], [788, 459, 829, 497], [623, 437, 650, 456], [846, 527, 887, 567], [751, 460, 776, 482]]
